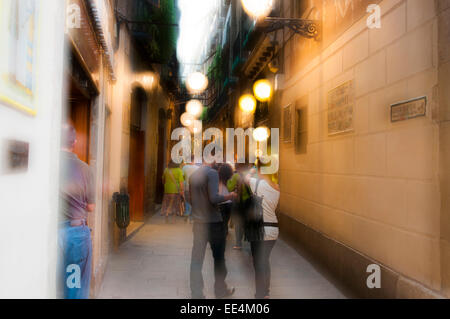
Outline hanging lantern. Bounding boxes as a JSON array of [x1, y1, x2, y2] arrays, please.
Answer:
[[186, 100, 203, 118], [253, 126, 270, 142], [239, 94, 257, 113], [181, 112, 194, 127], [253, 79, 272, 102], [186, 72, 208, 94], [241, 0, 273, 20]]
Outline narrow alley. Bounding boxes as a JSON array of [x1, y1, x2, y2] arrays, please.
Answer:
[[1, 0, 450, 303], [98, 211, 347, 299]]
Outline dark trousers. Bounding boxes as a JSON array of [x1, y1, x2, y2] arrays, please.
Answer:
[[250, 240, 276, 298], [190, 222, 228, 298], [219, 203, 232, 236], [232, 207, 244, 247]]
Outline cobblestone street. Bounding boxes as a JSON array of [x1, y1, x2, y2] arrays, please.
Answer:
[[98, 212, 348, 299]]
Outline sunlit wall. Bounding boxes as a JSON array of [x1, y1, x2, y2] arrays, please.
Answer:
[[0, 0, 66, 298]]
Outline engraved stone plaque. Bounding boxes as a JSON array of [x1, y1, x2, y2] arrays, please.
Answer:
[[327, 80, 354, 135], [391, 96, 427, 122]]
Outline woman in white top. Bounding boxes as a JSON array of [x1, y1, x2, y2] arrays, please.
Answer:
[[245, 159, 280, 299]]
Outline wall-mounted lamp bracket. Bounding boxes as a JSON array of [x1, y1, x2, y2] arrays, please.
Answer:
[[263, 17, 320, 40]]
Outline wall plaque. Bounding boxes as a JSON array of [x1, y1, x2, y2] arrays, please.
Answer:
[[283, 104, 292, 143], [391, 96, 427, 123], [2, 140, 29, 173], [327, 80, 354, 135]]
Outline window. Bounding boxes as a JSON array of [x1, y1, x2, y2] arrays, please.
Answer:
[[294, 100, 308, 154]]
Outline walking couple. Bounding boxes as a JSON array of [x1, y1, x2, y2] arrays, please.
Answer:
[[186, 158, 280, 299]]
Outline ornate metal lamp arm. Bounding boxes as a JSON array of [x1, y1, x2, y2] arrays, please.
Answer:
[[264, 17, 321, 40]]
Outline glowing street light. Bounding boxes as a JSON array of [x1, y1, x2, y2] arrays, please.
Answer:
[[253, 79, 272, 102], [253, 126, 270, 142], [239, 94, 257, 113], [241, 0, 273, 20], [186, 72, 208, 94], [143, 75, 154, 85], [181, 112, 195, 127], [186, 100, 203, 118], [255, 148, 264, 158]]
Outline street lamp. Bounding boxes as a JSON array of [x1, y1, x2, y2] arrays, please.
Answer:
[[253, 79, 272, 102], [240, 0, 320, 39], [181, 112, 195, 127], [253, 126, 270, 142], [186, 72, 208, 94], [241, 0, 273, 20], [186, 100, 203, 118], [239, 94, 257, 113]]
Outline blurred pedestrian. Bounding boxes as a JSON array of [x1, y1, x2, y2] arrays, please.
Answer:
[[182, 162, 199, 223], [188, 159, 236, 299], [227, 163, 252, 250], [58, 123, 95, 299], [244, 157, 280, 299], [218, 163, 234, 236], [161, 160, 184, 223]]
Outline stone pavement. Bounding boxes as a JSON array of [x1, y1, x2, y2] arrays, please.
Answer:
[[97, 213, 348, 299]]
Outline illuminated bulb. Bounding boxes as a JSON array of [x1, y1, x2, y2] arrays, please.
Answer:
[[186, 100, 203, 118], [241, 0, 273, 20], [188, 120, 202, 134], [253, 126, 270, 142], [186, 72, 208, 93], [239, 94, 257, 113], [143, 75, 154, 86], [181, 112, 194, 127], [253, 79, 272, 102]]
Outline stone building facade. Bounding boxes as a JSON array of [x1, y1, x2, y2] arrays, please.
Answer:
[[273, 0, 450, 298]]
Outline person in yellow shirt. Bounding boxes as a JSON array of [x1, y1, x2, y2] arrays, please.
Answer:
[[161, 160, 184, 223]]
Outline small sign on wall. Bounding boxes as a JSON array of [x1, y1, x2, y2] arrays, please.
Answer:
[[391, 96, 427, 122], [2, 139, 29, 173], [327, 80, 355, 135]]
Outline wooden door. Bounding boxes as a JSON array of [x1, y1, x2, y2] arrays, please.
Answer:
[[128, 129, 145, 222], [70, 100, 90, 163]]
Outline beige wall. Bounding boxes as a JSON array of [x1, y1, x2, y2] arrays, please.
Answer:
[[0, 0, 66, 298], [278, 0, 444, 293], [438, 0, 450, 297], [109, 23, 172, 223]]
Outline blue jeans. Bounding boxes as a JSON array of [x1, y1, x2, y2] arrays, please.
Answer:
[[184, 200, 192, 216], [58, 222, 92, 299]]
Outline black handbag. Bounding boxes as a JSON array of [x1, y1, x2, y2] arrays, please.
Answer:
[[244, 179, 265, 242]]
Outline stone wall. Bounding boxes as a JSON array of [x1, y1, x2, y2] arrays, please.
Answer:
[[437, 0, 450, 297], [277, 0, 444, 296]]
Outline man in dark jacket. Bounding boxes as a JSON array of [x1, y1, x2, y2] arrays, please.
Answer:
[[189, 161, 236, 299]]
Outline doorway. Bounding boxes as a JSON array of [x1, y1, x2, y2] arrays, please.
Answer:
[[68, 77, 91, 164], [128, 87, 147, 222]]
